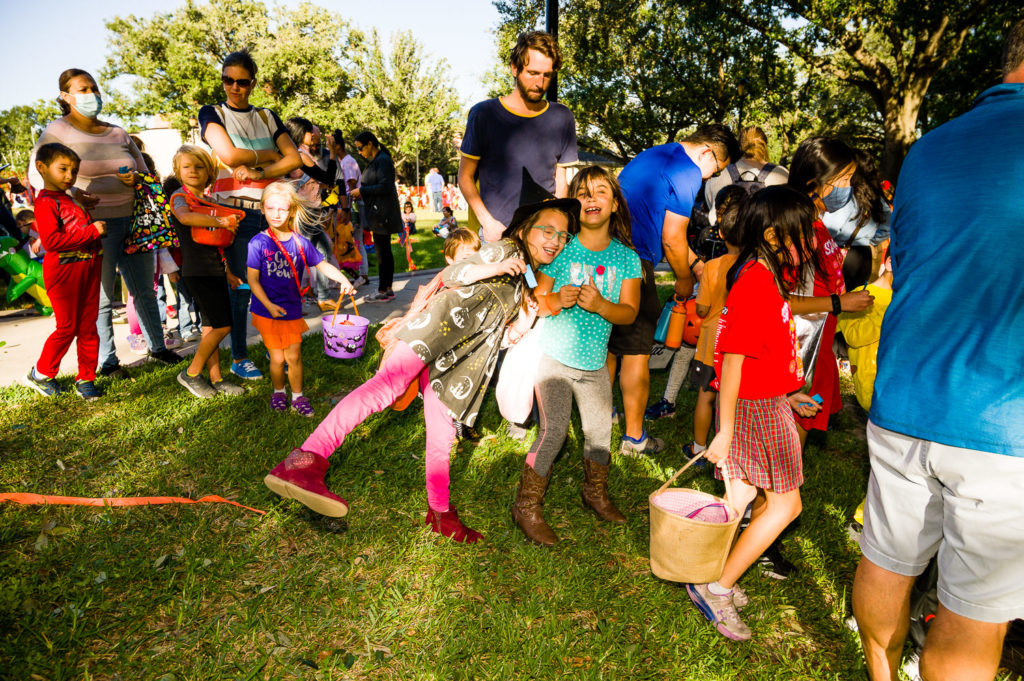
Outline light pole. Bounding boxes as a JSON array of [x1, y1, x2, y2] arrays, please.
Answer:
[[415, 132, 420, 188]]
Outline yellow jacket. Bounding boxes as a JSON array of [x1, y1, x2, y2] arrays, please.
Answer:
[[837, 284, 893, 410]]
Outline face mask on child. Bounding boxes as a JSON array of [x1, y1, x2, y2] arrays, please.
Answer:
[[822, 185, 853, 212], [69, 93, 103, 119]]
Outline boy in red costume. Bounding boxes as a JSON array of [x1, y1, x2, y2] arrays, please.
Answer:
[[24, 143, 106, 399]]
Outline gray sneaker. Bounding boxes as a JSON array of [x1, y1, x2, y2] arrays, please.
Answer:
[[686, 582, 752, 641], [177, 370, 217, 398], [212, 380, 245, 396], [619, 431, 666, 457], [732, 583, 749, 610]]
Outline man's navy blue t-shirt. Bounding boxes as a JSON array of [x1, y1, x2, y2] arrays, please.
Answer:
[[460, 98, 578, 230], [617, 143, 702, 264]]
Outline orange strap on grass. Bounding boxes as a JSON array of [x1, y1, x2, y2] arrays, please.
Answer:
[[0, 492, 266, 515]]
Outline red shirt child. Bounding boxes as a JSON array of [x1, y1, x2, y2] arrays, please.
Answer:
[[25, 143, 106, 398]]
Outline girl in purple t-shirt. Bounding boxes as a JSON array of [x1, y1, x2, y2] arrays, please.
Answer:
[[246, 181, 355, 416]]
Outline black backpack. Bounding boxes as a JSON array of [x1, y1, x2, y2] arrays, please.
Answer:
[[726, 163, 777, 197]]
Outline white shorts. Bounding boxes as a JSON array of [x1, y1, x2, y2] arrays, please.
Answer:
[[862, 420, 1024, 623]]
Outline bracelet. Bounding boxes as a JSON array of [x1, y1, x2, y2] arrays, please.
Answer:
[[251, 149, 258, 165], [830, 293, 842, 315]]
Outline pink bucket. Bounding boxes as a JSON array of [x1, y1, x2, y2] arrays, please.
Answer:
[[322, 314, 370, 359]]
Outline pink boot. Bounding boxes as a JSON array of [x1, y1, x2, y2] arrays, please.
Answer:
[[264, 448, 348, 517], [425, 506, 483, 544]]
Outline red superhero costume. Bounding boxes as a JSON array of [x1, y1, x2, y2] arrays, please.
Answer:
[[34, 189, 103, 381]]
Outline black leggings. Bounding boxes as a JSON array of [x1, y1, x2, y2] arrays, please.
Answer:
[[373, 231, 394, 292]]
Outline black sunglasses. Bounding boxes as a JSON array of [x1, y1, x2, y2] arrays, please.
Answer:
[[222, 75, 253, 88]]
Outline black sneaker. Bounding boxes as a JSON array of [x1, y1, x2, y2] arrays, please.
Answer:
[[149, 348, 184, 365], [364, 290, 395, 302], [98, 364, 129, 380], [74, 380, 103, 401], [758, 544, 796, 580], [24, 369, 64, 397], [681, 443, 709, 470]]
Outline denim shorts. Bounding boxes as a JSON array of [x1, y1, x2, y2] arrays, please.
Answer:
[[862, 421, 1024, 623]]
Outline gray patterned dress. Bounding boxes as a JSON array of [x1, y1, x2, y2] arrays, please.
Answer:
[[396, 239, 524, 426]]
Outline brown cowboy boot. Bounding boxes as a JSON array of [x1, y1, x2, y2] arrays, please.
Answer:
[[512, 462, 557, 546], [581, 458, 626, 524]]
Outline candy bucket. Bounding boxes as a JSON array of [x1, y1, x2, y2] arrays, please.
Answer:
[[649, 454, 741, 584], [322, 314, 370, 359]]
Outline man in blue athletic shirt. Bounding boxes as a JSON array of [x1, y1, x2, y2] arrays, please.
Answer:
[[610, 124, 737, 455], [458, 31, 578, 242], [853, 19, 1024, 681]]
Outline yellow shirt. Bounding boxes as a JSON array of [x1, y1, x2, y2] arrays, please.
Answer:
[[695, 254, 737, 365], [837, 284, 893, 410]]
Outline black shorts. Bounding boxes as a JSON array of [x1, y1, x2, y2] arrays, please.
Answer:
[[184, 275, 232, 329], [608, 259, 661, 356], [688, 360, 718, 392]]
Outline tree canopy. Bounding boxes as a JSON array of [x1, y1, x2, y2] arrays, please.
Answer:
[[493, 0, 1018, 178]]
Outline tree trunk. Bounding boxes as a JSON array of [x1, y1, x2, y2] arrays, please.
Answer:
[[880, 80, 929, 182]]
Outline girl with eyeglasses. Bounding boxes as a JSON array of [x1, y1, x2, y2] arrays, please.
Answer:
[[264, 176, 579, 545], [196, 49, 302, 381], [512, 166, 642, 547]]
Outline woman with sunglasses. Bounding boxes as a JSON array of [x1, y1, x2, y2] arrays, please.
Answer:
[[349, 131, 402, 301], [28, 68, 182, 380], [197, 49, 301, 381], [264, 173, 580, 544]]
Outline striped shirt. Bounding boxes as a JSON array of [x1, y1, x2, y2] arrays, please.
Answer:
[[198, 103, 287, 203], [28, 118, 146, 219]]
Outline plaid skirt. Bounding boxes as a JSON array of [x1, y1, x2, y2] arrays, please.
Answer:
[[714, 396, 803, 493]]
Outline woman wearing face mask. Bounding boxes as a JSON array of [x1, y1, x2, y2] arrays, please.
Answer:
[[28, 68, 183, 378]]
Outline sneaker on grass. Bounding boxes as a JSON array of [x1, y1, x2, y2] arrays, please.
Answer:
[[149, 348, 184, 365], [757, 544, 796, 580], [74, 380, 103, 401], [212, 380, 244, 396], [645, 398, 676, 420], [619, 430, 665, 456], [231, 359, 263, 380], [686, 582, 752, 641], [24, 368, 64, 397], [177, 370, 217, 399], [681, 442, 709, 470]]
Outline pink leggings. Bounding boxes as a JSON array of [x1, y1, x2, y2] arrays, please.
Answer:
[[301, 341, 457, 511]]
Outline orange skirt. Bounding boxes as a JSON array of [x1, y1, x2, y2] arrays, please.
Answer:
[[252, 314, 309, 350]]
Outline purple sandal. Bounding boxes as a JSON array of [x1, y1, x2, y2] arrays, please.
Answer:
[[270, 392, 289, 412], [291, 395, 314, 417]]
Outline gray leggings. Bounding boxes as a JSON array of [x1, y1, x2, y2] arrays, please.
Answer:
[[526, 353, 613, 478]]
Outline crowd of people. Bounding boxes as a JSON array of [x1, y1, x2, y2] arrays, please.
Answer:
[[3, 19, 1022, 680]]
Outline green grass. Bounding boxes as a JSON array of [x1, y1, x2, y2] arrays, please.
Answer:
[[0, 292, 911, 680]]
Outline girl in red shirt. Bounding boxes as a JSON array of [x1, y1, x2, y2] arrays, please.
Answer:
[[686, 186, 824, 641]]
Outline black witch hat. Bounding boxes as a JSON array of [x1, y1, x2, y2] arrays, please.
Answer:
[[502, 168, 581, 238]]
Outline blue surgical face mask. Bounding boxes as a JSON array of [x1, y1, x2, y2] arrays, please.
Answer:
[[71, 93, 103, 119], [822, 185, 853, 212]]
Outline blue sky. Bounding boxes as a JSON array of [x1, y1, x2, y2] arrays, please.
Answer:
[[2, 0, 507, 113]]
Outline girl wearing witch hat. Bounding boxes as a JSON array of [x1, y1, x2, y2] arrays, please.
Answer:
[[264, 170, 580, 544]]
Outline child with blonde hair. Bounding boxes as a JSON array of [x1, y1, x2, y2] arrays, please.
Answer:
[[169, 144, 244, 398], [247, 181, 355, 416]]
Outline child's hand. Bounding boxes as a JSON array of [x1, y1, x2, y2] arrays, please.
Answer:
[[267, 302, 287, 318], [557, 285, 580, 309], [116, 170, 137, 186], [226, 272, 244, 289], [92, 221, 107, 236], [839, 289, 874, 313], [492, 258, 527, 278], [576, 282, 605, 313], [788, 393, 822, 418], [216, 216, 239, 232], [704, 431, 731, 466], [339, 278, 356, 297]]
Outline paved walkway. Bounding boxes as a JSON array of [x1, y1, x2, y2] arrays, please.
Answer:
[[0, 268, 441, 388]]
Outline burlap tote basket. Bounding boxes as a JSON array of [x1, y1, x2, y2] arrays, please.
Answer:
[[649, 453, 741, 584]]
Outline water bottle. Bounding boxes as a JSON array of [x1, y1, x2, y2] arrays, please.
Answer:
[[664, 295, 688, 349]]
